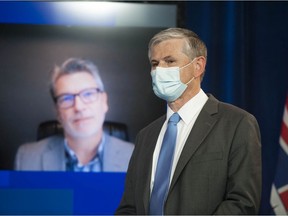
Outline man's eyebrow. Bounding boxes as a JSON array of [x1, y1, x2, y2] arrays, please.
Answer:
[[163, 55, 174, 60], [150, 55, 174, 63], [150, 59, 159, 65]]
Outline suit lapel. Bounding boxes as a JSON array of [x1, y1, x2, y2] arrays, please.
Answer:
[[102, 135, 119, 171], [43, 136, 65, 171], [103, 135, 130, 171], [142, 147, 154, 214], [143, 116, 166, 214], [169, 95, 219, 191]]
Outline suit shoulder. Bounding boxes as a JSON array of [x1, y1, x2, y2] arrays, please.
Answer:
[[105, 135, 134, 151], [207, 94, 255, 119], [205, 94, 259, 128], [139, 115, 165, 134], [218, 101, 256, 121], [15, 135, 64, 171], [17, 135, 64, 154]]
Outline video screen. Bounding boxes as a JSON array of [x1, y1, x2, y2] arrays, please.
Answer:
[[0, 2, 177, 214]]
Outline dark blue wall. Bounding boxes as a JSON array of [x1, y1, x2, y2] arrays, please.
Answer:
[[184, 1, 288, 214]]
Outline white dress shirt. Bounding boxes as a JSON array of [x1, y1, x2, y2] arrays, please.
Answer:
[[150, 89, 208, 192]]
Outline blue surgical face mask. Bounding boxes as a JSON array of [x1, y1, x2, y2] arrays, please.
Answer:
[[151, 58, 196, 102]]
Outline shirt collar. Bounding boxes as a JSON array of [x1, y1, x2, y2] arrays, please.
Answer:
[[167, 89, 208, 125], [64, 134, 105, 166]]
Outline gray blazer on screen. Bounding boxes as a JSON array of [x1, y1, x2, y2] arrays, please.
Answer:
[[15, 134, 134, 172], [116, 94, 262, 215]]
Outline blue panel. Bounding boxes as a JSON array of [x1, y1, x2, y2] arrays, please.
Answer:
[[0, 2, 115, 26], [0, 171, 126, 215], [0, 188, 73, 214], [0, 171, 10, 187], [0, 1, 177, 27]]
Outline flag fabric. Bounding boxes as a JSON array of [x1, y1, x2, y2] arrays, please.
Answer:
[[270, 95, 288, 215]]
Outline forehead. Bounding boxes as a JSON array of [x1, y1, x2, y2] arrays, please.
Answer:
[[150, 38, 187, 59], [54, 72, 97, 95]]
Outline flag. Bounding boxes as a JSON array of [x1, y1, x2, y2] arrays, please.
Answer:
[[270, 95, 288, 215]]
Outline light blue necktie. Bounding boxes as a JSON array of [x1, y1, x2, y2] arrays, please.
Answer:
[[149, 112, 181, 215]]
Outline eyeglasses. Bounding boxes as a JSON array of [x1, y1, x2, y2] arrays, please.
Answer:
[[54, 88, 103, 109]]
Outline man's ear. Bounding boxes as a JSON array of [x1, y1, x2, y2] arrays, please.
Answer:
[[194, 56, 206, 78], [102, 92, 109, 113]]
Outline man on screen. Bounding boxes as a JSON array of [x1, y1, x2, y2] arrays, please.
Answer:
[[15, 58, 134, 172]]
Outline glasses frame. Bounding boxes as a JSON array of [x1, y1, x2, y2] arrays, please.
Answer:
[[54, 87, 103, 109]]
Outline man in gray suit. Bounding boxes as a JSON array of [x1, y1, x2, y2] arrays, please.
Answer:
[[15, 58, 134, 172], [116, 28, 261, 214]]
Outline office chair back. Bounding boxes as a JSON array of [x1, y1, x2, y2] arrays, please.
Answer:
[[37, 120, 129, 141]]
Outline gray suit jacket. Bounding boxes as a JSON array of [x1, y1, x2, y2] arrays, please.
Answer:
[[15, 134, 134, 172], [116, 94, 262, 215]]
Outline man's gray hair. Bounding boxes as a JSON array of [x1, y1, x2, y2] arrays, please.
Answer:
[[49, 58, 104, 99], [148, 28, 207, 61]]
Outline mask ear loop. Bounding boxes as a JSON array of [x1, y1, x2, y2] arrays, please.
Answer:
[[185, 76, 195, 85], [180, 57, 197, 70], [182, 57, 197, 85]]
